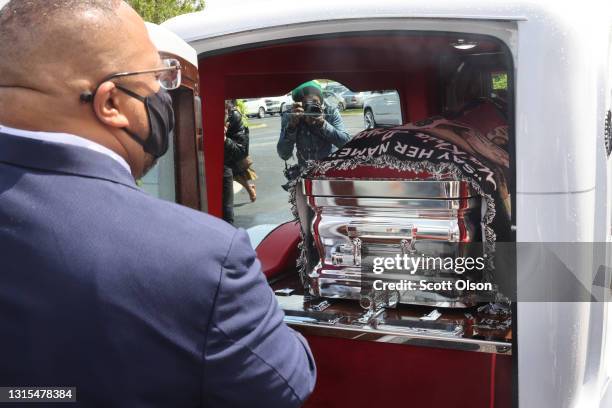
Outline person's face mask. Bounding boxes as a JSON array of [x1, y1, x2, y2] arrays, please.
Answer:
[[114, 85, 175, 160]]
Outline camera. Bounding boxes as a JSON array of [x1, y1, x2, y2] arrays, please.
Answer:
[[303, 100, 322, 115]]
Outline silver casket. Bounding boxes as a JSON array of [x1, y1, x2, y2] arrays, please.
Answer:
[[295, 176, 487, 308]]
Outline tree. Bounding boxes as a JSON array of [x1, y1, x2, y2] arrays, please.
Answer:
[[126, 0, 205, 24]]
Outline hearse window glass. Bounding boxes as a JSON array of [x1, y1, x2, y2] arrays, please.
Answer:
[[213, 34, 513, 251], [490, 71, 508, 102], [140, 135, 177, 203], [230, 80, 377, 230], [229, 95, 295, 228]]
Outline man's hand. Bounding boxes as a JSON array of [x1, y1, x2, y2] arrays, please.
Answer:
[[288, 103, 304, 128], [305, 114, 325, 128]]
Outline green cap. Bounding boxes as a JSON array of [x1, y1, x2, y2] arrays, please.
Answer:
[[291, 80, 322, 102]]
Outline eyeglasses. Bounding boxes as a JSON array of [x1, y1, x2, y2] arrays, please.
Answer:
[[101, 58, 182, 90], [80, 58, 182, 103]]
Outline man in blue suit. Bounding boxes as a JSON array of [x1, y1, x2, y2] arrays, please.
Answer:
[[0, 1, 316, 407]]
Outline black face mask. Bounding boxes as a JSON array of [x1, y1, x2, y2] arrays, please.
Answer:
[[115, 85, 175, 159]]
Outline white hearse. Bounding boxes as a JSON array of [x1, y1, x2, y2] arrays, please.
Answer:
[[163, 1, 612, 407]]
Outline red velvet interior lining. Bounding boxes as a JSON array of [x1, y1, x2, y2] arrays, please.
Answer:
[[255, 222, 301, 279], [198, 33, 500, 216]]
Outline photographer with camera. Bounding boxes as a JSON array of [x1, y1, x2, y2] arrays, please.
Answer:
[[277, 81, 350, 173]]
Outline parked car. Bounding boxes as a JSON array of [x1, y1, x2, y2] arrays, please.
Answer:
[[343, 91, 372, 108], [322, 90, 345, 111], [242, 98, 268, 118], [363, 90, 402, 129], [265, 93, 293, 115]]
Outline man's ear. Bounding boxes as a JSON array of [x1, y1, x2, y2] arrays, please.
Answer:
[[92, 81, 130, 129]]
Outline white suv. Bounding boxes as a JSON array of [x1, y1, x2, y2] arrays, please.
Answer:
[[242, 98, 268, 118], [265, 93, 294, 115], [363, 90, 402, 129]]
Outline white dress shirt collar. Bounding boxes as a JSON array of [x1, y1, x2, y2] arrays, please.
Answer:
[[0, 124, 131, 173]]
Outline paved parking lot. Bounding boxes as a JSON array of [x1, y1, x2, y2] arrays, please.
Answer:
[[233, 111, 366, 230]]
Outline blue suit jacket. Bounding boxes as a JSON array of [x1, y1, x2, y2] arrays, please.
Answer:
[[0, 132, 316, 407]]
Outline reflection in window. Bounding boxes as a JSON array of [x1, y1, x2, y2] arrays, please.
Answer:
[[491, 72, 508, 90], [231, 80, 404, 231]]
